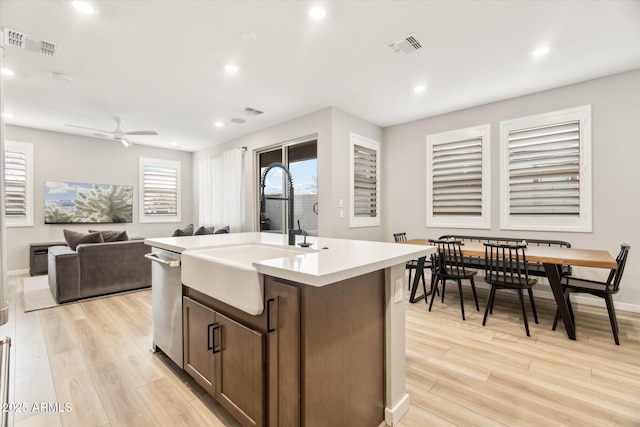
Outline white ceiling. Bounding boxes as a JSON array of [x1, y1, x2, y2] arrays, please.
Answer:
[[1, 1, 639, 152]]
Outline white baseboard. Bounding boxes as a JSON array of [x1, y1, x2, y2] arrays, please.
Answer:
[[411, 271, 640, 314], [531, 288, 640, 314], [8, 269, 30, 276], [385, 392, 410, 426]]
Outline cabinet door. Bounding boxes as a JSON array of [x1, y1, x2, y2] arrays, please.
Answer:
[[215, 312, 265, 427], [183, 297, 216, 395], [265, 278, 300, 427]]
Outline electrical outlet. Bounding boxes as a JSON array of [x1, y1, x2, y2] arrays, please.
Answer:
[[395, 278, 403, 303]]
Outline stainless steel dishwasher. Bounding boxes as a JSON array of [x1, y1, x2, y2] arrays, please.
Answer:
[[145, 247, 183, 368]]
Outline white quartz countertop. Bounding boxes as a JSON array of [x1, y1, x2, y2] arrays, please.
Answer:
[[145, 232, 434, 287]]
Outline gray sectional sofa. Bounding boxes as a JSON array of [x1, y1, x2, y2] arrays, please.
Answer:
[[48, 238, 151, 303]]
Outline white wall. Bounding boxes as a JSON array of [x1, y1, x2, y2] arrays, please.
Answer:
[[194, 107, 384, 241], [382, 69, 640, 309], [4, 125, 193, 273]]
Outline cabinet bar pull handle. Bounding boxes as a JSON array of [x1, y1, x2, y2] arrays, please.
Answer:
[[207, 323, 215, 351], [267, 298, 275, 333], [211, 323, 221, 354]]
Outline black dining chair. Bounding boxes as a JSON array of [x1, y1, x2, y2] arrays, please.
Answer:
[[552, 243, 630, 345], [394, 232, 428, 290], [482, 243, 538, 337], [428, 239, 479, 320]]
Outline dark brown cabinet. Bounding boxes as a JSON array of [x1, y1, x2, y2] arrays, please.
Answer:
[[265, 279, 300, 427], [183, 270, 383, 427], [183, 297, 265, 427]]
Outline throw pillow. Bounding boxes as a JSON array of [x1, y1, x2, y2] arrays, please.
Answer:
[[172, 224, 194, 237], [214, 225, 230, 234], [194, 226, 215, 235], [63, 229, 104, 251], [89, 230, 129, 242]]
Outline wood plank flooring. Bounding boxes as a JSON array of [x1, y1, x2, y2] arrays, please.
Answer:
[[400, 281, 640, 427], [0, 275, 242, 427], [1, 274, 639, 426]]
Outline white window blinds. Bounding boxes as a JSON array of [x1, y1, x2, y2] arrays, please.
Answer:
[[4, 141, 33, 227], [139, 157, 181, 223], [426, 124, 490, 229], [4, 149, 27, 218], [353, 144, 378, 218], [507, 121, 580, 215], [432, 137, 483, 216], [499, 105, 591, 232], [350, 133, 380, 227]]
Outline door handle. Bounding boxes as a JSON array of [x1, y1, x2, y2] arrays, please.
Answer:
[[144, 253, 181, 267], [266, 298, 275, 333]]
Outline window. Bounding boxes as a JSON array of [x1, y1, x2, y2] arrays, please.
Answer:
[[139, 157, 181, 223], [500, 105, 591, 232], [4, 141, 34, 227], [426, 124, 491, 229], [350, 133, 380, 228]]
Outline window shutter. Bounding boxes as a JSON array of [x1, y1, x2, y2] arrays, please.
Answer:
[[507, 121, 580, 215], [143, 164, 178, 216], [431, 137, 482, 216], [4, 149, 27, 218], [353, 144, 377, 218]]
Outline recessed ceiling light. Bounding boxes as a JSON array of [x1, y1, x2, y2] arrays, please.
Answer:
[[2, 113, 14, 119], [1, 68, 15, 76], [532, 46, 550, 57], [414, 85, 427, 93], [230, 118, 246, 124], [170, 141, 180, 147], [309, 6, 326, 20], [72, 1, 96, 14], [225, 64, 239, 73], [215, 121, 224, 128]]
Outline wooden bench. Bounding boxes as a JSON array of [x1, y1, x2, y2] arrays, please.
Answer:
[[437, 235, 572, 277]]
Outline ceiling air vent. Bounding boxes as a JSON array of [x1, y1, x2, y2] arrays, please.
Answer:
[[387, 33, 422, 56], [238, 107, 264, 117], [3, 28, 57, 57]]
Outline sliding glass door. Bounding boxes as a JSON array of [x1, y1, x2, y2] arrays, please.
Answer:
[[258, 139, 317, 236]]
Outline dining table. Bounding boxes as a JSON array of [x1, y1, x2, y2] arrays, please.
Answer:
[[403, 239, 618, 340]]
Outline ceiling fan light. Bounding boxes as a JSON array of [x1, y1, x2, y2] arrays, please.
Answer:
[[120, 138, 131, 148]]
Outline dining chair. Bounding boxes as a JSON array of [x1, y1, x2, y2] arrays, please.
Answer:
[[428, 239, 479, 320], [482, 243, 538, 336], [394, 232, 428, 290], [552, 243, 630, 345]]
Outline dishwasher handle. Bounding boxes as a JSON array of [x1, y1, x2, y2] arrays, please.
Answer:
[[145, 253, 181, 268]]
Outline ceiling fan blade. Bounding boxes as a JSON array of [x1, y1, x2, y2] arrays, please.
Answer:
[[64, 124, 112, 133], [124, 130, 158, 136]]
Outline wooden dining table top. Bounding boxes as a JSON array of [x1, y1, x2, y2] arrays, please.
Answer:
[[404, 239, 617, 270]]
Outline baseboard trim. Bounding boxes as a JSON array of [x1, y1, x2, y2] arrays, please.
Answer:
[[532, 288, 640, 314], [414, 271, 640, 314], [8, 269, 30, 276], [385, 392, 410, 426]]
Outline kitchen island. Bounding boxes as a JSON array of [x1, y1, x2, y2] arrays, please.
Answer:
[[145, 232, 434, 427]]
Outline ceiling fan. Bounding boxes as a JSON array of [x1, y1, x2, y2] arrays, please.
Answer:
[[65, 117, 158, 147]]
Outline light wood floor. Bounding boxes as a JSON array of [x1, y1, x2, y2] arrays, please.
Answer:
[[1, 274, 639, 426], [400, 281, 640, 427]]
